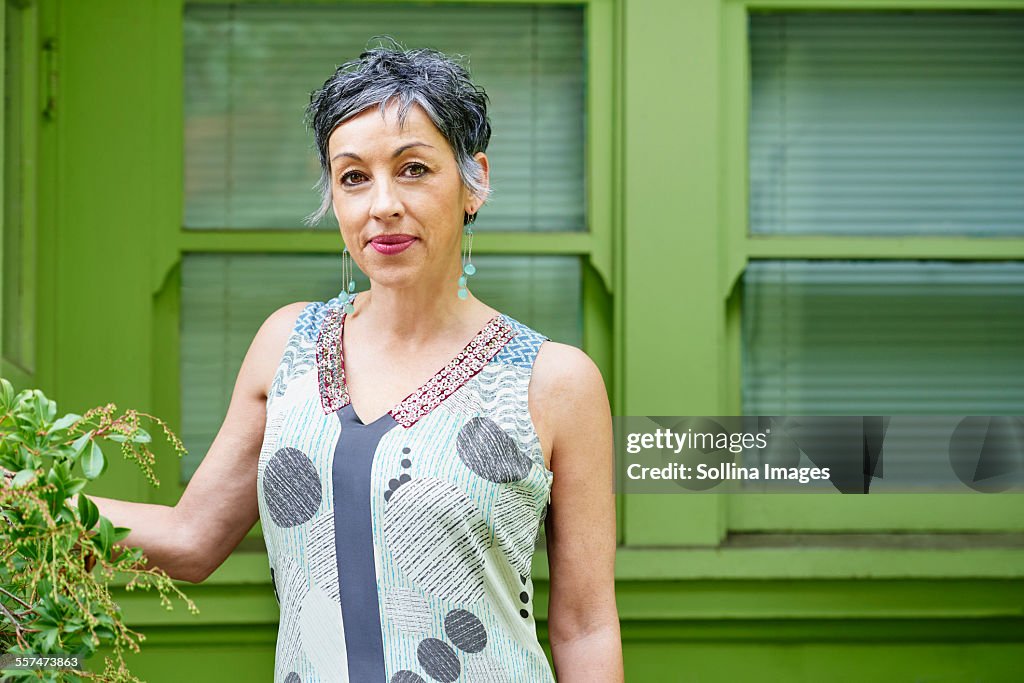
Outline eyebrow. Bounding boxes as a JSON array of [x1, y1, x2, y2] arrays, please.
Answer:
[[330, 142, 436, 164]]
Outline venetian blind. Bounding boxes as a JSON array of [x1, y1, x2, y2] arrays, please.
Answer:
[[184, 3, 585, 231], [742, 260, 1024, 416], [749, 12, 1024, 236]]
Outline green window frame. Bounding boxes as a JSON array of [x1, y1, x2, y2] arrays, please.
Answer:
[[147, 0, 622, 552], [621, 0, 1024, 547], [730, 3, 1024, 539]]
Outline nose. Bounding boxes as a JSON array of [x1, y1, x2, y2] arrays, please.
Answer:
[[369, 176, 404, 222]]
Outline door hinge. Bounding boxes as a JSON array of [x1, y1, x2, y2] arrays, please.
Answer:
[[41, 37, 58, 121]]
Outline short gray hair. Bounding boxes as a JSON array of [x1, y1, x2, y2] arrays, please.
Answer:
[[304, 38, 492, 227]]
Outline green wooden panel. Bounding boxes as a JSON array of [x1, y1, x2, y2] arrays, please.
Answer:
[[108, 547, 1024, 621], [84, 627, 1024, 682], [93, 627, 277, 683], [183, 3, 585, 232], [46, 0, 179, 505], [1, 1, 37, 388], [730, 494, 1024, 532], [96, 565, 1024, 680], [750, 11, 1024, 236], [621, 0, 727, 546], [161, 543, 1024, 588], [622, 641, 1023, 682]]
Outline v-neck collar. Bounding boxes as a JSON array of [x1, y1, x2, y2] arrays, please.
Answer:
[[315, 296, 517, 428]]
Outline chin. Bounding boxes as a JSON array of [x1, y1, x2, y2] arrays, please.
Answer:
[[363, 268, 421, 290]]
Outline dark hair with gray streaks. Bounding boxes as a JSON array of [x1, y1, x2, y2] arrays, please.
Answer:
[[304, 37, 492, 227]]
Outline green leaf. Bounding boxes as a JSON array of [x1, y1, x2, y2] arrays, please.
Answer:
[[0, 377, 14, 410], [54, 459, 73, 484], [57, 505, 77, 524], [133, 429, 152, 444], [106, 433, 129, 443], [81, 441, 105, 480], [17, 442, 36, 470], [33, 602, 55, 623], [98, 517, 114, 556], [50, 413, 82, 433], [112, 526, 132, 543], [66, 477, 87, 496], [42, 627, 59, 651], [45, 468, 67, 500], [70, 431, 92, 457], [31, 391, 46, 425], [45, 399, 57, 423], [12, 468, 36, 487], [77, 494, 99, 531], [4, 431, 27, 445]]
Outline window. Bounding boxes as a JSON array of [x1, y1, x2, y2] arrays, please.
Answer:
[[734, 10, 1023, 524], [180, 3, 590, 484]]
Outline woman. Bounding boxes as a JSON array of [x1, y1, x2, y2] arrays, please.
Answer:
[[34, 44, 621, 682]]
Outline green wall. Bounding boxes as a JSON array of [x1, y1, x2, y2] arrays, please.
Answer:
[[4, 0, 1023, 680]]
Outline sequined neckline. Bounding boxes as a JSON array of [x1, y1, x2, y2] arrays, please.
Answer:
[[315, 299, 517, 428]]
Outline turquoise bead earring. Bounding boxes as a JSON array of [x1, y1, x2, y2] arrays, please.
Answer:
[[341, 245, 356, 314], [459, 215, 477, 300]]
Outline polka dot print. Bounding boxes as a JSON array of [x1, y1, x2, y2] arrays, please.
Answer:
[[263, 446, 321, 528]]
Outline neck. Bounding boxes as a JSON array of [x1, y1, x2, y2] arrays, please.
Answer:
[[347, 268, 493, 346]]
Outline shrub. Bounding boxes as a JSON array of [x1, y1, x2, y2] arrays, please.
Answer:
[[0, 378, 197, 682]]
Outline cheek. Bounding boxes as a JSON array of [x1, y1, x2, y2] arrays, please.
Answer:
[[331, 190, 359, 221], [330, 195, 344, 226], [331, 195, 360, 236]]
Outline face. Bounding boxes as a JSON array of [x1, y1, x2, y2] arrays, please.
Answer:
[[327, 101, 488, 289]]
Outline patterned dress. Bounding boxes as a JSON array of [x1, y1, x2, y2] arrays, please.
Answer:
[[256, 289, 557, 683]]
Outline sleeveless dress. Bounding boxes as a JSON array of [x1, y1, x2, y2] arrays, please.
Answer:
[[256, 289, 557, 683]]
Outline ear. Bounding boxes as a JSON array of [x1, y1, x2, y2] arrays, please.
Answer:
[[465, 152, 491, 215]]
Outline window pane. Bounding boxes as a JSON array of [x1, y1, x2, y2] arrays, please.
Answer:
[[184, 4, 585, 232], [749, 12, 1024, 236], [742, 260, 1024, 415], [180, 253, 581, 480]]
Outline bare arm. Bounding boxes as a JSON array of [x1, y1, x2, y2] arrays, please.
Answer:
[[87, 301, 310, 583], [531, 343, 623, 682]]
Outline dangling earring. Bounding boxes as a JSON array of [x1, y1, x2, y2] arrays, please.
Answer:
[[458, 214, 477, 300], [341, 245, 356, 314]]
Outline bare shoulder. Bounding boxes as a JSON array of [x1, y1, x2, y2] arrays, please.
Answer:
[[238, 301, 313, 399], [528, 341, 611, 468], [531, 341, 606, 399]]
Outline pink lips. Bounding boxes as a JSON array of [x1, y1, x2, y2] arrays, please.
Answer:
[[370, 234, 417, 255]]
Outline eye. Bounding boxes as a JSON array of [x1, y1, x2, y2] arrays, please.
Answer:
[[340, 170, 368, 187], [403, 163, 429, 178]]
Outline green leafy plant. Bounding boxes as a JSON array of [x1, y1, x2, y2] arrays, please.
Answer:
[[0, 378, 198, 682]]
